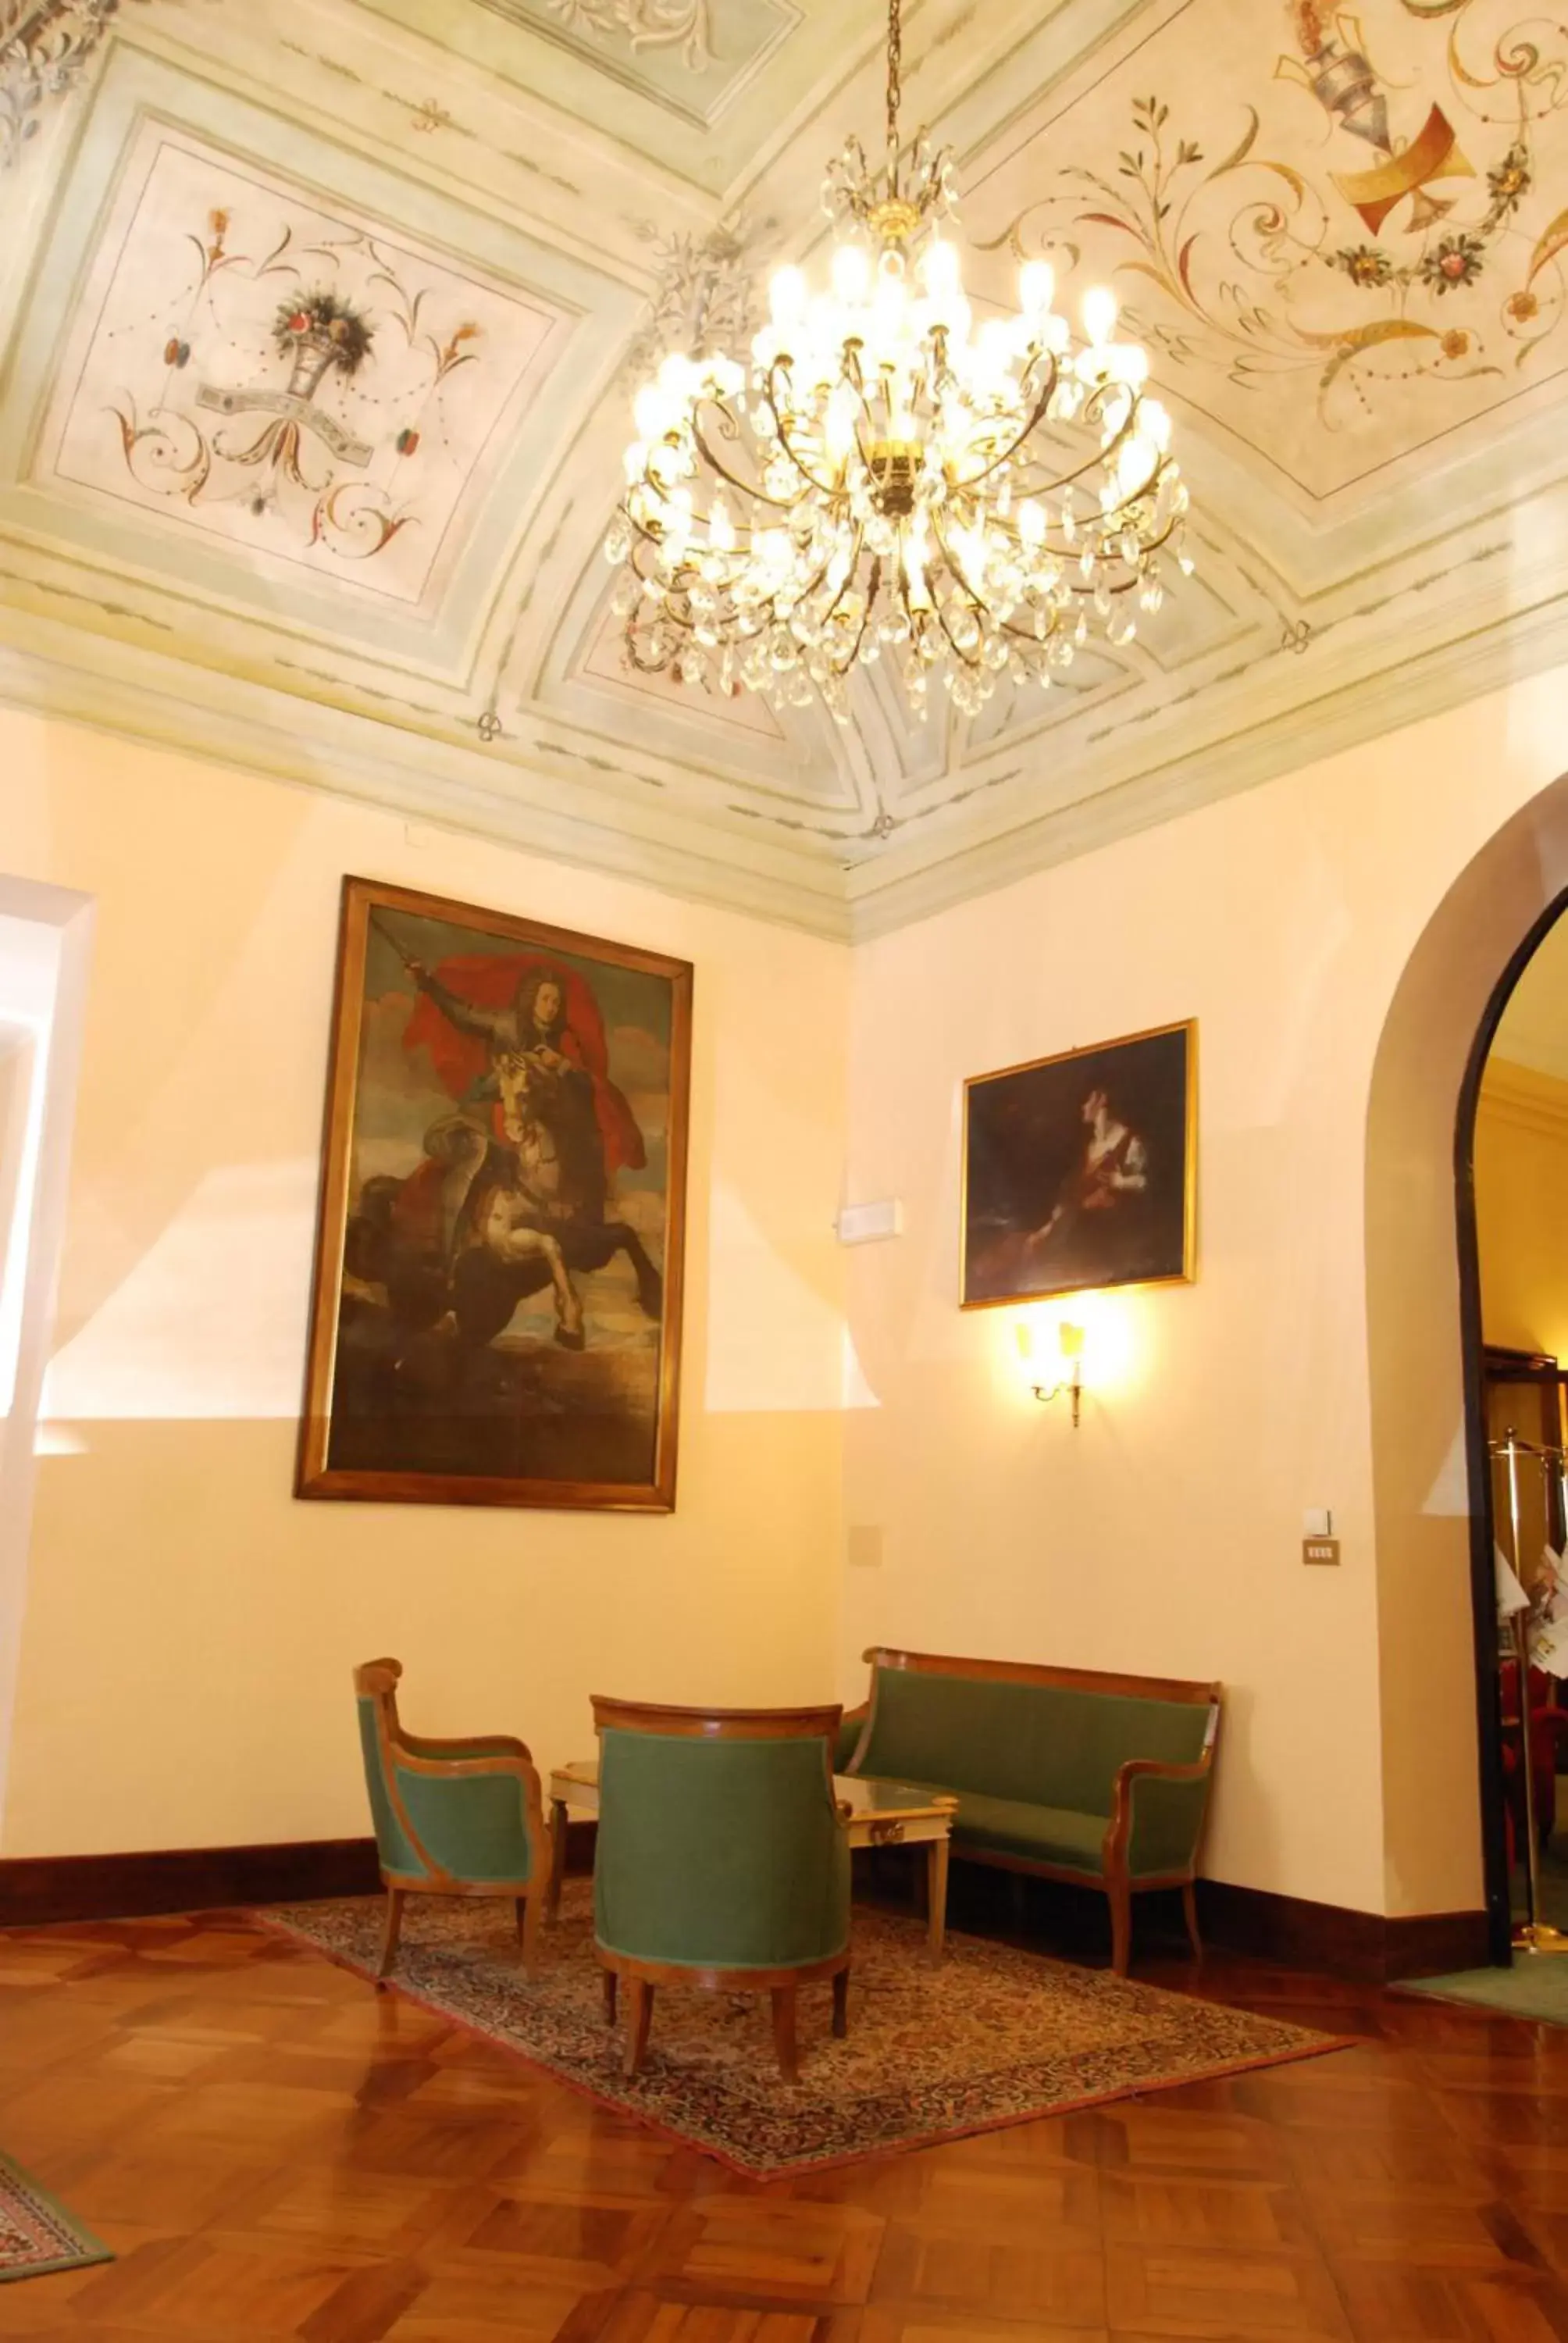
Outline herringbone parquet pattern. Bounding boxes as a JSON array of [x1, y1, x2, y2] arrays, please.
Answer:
[[1, 1913, 1566, 2340]]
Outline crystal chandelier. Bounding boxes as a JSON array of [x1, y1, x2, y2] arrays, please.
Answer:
[[605, 0, 1191, 725]]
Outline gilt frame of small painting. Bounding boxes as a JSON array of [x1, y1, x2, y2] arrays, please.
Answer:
[[961, 1021, 1196, 1311], [298, 877, 692, 1511]]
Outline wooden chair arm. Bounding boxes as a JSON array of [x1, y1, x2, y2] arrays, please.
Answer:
[[385, 1744, 549, 1889], [834, 1702, 872, 1778], [392, 1745, 541, 1790], [1103, 1752, 1214, 1871], [397, 1731, 535, 1763]]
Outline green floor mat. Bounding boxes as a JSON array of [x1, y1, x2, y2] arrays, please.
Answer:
[[1399, 1957, 1568, 2024]]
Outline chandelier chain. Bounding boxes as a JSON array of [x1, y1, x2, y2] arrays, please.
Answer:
[[886, 0, 901, 163]]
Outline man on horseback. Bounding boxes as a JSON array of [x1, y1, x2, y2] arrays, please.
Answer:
[[383, 939, 661, 1350]]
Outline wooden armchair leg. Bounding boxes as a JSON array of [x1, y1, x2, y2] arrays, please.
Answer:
[[377, 1888, 405, 1983], [1181, 1881, 1203, 1963], [1107, 1876, 1131, 1978], [623, 1977, 654, 2078], [831, 1967, 850, 2041], [602, 1968, 618, 2025], [519, 1892, 541, 1979], [772, 1985, 800, 2083], [547, 1798, 568, 1924]]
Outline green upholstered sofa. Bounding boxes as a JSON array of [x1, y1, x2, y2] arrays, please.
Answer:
[[839, 1647, 1221, 1974]]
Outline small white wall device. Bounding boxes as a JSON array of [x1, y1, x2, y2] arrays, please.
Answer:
[[836, 1199, 903, 1246]]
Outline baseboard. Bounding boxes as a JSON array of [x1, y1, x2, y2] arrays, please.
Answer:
[[0, 1820, 602, 1930], [1197, 1880, 1489, 1982], [0, 1831, 1486, 1984], [0, 1838, 382, 1927], [1382, 1905, 1493, 1980]]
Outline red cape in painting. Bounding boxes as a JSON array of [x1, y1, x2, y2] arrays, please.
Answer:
[[401, 951, 647, 1173]]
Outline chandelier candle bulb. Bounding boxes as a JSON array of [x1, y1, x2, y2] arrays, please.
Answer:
[[1082, 285, 1118, 345], [923, 240, 961, 300], [769, 267, 807, 326], [608, 0, 1188, 722], [832, 244, 871, 304]]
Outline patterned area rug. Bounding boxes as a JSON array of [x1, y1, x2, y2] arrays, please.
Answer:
[[266, 1885, 1351, 2177], [0, 2152, 112, 2286]]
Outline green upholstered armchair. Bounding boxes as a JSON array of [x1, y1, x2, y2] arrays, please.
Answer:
[[590, 1696, 853, 2082], [354, 1657, 550, 1982]]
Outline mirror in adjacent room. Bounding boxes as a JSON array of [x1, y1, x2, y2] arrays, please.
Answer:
[[1475, 915, 1568, 1947]]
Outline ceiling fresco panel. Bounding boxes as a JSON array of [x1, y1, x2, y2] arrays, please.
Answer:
[[960, 0, 1568, 506], [37, 129, 569, 606]]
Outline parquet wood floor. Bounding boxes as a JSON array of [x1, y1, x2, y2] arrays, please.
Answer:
[[3, 1913, 1568, 2342]]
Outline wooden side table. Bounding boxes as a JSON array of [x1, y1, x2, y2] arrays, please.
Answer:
[[547, 1760, 959, 1962]]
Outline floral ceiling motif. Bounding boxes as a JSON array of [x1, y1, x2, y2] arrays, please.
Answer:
[[1, 0, 143, 167], [38, 130, 569, 601], [619, 217, 760, 390], [963, 0, 1568, 501], [478, 0, 798, 120]]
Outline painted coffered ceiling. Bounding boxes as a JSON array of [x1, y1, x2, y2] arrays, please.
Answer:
[[3, 0, 1568, 940]]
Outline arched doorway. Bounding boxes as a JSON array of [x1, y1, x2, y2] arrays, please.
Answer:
[[1457, 890, 1568, 1960], [1367, 778, 1568, 1963]]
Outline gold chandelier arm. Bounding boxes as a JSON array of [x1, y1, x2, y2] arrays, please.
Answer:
[[832, 597, 872, 677], [939, 367, 1060, 498], [991, 381, 1147, 515], [818, 522, 867, 629], [1054, 508, 1181, 601], [931, 590, 989, 672], [687, 405, 794, 511], [927, 518, 998, 670], [761, 363, 843, 501], [624, 631, 677, 674]]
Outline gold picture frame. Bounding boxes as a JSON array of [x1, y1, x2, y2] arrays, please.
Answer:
[[960, 1019, 1197, 1310], [298, 876, 693, 1510]]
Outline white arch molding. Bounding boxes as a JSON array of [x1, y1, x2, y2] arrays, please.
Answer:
[[1367, 774, 1568, 1956]]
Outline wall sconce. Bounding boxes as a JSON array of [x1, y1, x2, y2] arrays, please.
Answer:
[[1016, 1320, 1085, 1428]]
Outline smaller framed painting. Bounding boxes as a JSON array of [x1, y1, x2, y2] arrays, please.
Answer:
[[961, 1021, 1196, 1309]]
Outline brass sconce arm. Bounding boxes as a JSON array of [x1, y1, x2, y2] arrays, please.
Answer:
[[1022, 1321, 1085, 1428]]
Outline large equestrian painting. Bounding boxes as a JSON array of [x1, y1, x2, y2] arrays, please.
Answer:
[[298, 879, 692, 1510]]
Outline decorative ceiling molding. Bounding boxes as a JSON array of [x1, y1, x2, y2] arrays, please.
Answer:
[[1, 0, 140, 167], [619, 215, 762, 391]]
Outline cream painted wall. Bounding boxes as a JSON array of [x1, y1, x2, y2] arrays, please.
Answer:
[[1476, 1063, 1568, 1363], [0, 708, 849, 1858], [843, 665, 1568, 1920], [9, 662, 1568, 1913]]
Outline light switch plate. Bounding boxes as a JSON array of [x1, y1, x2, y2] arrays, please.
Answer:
[[1303, 1537, 1342, 1566], [837, 1200, 903, 1245]]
